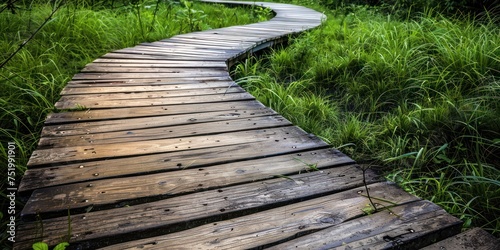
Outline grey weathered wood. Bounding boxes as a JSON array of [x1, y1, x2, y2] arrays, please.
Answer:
[[22, 147, 350, 215], [91, 59, 228, 67], [44, 100, 266, 124], [80, 66, 227, 73], [16, 0, 481, 249], [57, 86, 244, 103], [72, 70, 230, 80], [60, 80, 236, 95], [100, 52, 227, 60], [98, 182, 419, 250], [42, 107, 274, 137], [269, 200, 463, 249], [15, 165, 375, 249], [21, 139, 336, 192], [421, 227, 500, 250], [54, 92, 254, 109], [65, 75, 232, 85], [38, 115, 290, 147], [29, 126, 325, 165]]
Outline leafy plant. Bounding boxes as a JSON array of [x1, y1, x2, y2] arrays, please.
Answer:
[[175, 0, 209, 32], [32, 209, 71, 250], [32, 242, 69, 250]]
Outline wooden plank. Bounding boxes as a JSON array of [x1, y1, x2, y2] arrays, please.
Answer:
[[29, 126, 323, 165], [22, 147, 351, 215], [71, 70, 230, 80], [54, 92, 255, 109], [60, 80, 236, 95], [57, 86, 244, 103], [66, 76, 233, 85], [42, 107, 273, 137], [209, 28, 288, 36], [21, 136, 335, 192], [97, 182, 419, 250], [171, 34, 267, 43], [15, 164, 375, 249], [91, 59, 227, 67], [140, 41, 246, 50], [164, 37, 255, 47], [120, 46, 241, 55], [45, 100, 266, 124], [80, 66, 228, 73], [421, 227, 500, 250], [268, 200, 463, 250], [110, 49, 236, 59], [38, 115, 290, 148], [84, 63, 227, 69], [100, 53, 225, 61]]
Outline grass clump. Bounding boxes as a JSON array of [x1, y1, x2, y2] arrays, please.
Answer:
[[233, 3, 500, 236]]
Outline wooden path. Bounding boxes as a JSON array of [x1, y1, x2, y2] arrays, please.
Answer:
[[14, 1, 498, 249]]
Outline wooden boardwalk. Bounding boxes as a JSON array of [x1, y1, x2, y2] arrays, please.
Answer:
[[14, 1, 497, 249]]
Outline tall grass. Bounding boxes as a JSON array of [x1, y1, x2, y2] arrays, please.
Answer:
[[234, 4, 500, 236], [0, 1, 270, 246]]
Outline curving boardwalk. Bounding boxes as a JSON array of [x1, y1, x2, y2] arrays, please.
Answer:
[[14, 1, 497, 249]]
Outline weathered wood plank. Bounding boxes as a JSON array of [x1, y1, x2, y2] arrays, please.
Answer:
[[39, 115, 290, 148], [118, 46, 240, 55], [100, 52, 226, 60], [164, 37, 256, 46], [15, 165, 375, 249], [45, 100, 265, 124], [139, 41, 246, 50], [21, 137, 334, 192], [22, 147, 350, 215], [91, 58, 227, 66], [54, 92, 254, 109], [110, 49, 237, 58], [71, 70, 230, 80], [98, 182, 419, 250], [66, 75, 233, 85], [29, 126, 323, 165], [269, 201, 463, 249], [171, 34, 270, 43], [421, 227, 500, 250], [57, 87, 244, 104], [42, 107, 274, 137], [60, 80, 236, 95], [80, 66, 227, 73]]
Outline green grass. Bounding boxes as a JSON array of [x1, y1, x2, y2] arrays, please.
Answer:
[[0, 0, 271, 247], [233, 3, 500, 236]]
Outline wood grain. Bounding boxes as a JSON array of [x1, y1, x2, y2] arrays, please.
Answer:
[[421, 227, 500, 250], [269, 200, 462, 249], [21, 139, 336, 192], [23, 147, 351, 215], [45, 100, 266, 124], [98, 182, 418, 250], [54, 92, 255, 109], [15, 0, 477, 249], [39, 115, 290, 148], [16, 165, 376, 249], [42, 107, 274, 137]]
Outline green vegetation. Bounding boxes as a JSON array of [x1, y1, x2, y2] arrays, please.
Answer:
[[1, 0, 499, 247], [0, 0, 271, 247], [233, 0, 499, 236]]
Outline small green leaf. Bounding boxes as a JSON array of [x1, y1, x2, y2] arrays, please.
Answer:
[[53, 242, 70, 250], [32, 242, 49, 250]]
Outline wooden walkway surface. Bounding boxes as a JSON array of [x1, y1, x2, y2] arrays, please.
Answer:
[[14, 1, 497, 249]]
